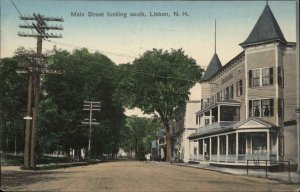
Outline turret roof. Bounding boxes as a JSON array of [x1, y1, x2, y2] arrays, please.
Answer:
[[201, 53, 222, 81], [240, 4, 286, 47]]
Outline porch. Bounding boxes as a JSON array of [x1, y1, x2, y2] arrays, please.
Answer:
[[189, 125, 280, 165]]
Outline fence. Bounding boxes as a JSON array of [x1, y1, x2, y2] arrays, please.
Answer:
[[246, 159, 297, 183]]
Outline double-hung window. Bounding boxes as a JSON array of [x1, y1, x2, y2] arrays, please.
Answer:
[[249, 68, 273, 87], [252, 69, 260, 87], [249, 98, 274, 118], [261, 99, 274, 117], [262, 68, 273, 86], [236, 79, 243, 96], [253, 100, 261, 117]]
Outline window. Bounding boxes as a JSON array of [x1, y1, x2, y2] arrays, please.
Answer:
[[217, 92, 221, 102], [278, 98, 284, 118], [250, 68, 273, 88], [249, 98, 274, 118], [229, 85, 234, 99], [205, 118, 210, 125], [278, 67, 284, 87], [262, 68, 273, 86], [261, 99, 274, 117], [253, 100, 261, 117], [234, 107, 240, 121], [236, 79, 243, 97], [252, 69, 260, 87], [224, 86, 230, 100]]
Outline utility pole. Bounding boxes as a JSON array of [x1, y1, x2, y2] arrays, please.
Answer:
[[18, 13, 63, 169], [296, 0, 300, 175], [82, 101, 100, 160]]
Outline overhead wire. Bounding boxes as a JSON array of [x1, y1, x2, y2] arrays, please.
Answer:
[[9, 0, 203, 84]]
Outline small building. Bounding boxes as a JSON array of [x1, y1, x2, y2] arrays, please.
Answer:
[[170, 101, 201, 163], [155, 129, 166, 161], [188, 3, 297, 166]]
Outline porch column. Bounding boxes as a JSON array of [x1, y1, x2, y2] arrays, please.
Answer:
[[203, 139, 205, 160], [209, 137, 212, 162], [189, 141, 192, 160], [226, 134, 229, 162], [218, 105, 221, 122], [276, 132, 279, 161], [196, 140, 199, 160], [245, 133, 248, 162], [210, 109, 212, 124], [217, 136, 220, 162], [236, 132, 239, 163], [267, 130, 270, 161]]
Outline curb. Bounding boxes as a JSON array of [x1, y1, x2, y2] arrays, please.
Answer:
[[172, 163, 300, 185]]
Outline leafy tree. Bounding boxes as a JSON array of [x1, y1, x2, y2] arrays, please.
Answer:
[[116, 49, 203, 161], [38, 48, 125, 158], [0, 57, 28, 155], [120, 116, 162, 160]]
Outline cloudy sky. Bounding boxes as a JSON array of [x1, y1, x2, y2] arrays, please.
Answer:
[[1, 0, 297, 116]]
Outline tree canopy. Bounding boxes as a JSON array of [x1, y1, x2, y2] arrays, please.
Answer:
[[116, 48, 203, 161]]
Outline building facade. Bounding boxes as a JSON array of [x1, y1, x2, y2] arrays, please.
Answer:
[[188, 3, 297, 165], [170, 101, 201, 162]]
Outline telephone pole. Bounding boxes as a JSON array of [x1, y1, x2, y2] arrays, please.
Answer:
[[18, 13, 63, 169], [82, 101, 100, 160]]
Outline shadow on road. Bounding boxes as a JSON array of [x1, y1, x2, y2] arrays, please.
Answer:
[[1, 169, 72, 190]]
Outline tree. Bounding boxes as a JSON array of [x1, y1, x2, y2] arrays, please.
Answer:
[[117, 49, 203, 162], [38, 48, 125, 158], [0, 57, 27, 155], [120, 116, 162, 160]]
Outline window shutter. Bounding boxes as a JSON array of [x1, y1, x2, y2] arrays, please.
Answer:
[[269, 67, 273, 85], [249, 70, 252, 88], [282, 68, 284, 87], [270, 99, 274, 117], [236, 81, 239, 97], [249, 100, 252, 117], [277, 67, 282, 87], [196, 115, 198, 125], [278, 98, 284, 118]]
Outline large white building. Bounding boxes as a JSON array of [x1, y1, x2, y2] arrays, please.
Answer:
[[186, 3, 297, 167]]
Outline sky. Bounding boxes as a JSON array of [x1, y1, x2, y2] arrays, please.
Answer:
[[0, 0, 297, 116]]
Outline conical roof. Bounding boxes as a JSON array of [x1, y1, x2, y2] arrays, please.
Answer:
[[240, 4, 286, 47], [201, 53, 222, 81]]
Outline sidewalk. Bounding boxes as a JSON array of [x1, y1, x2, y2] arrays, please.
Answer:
[[173, 162, 300, 184]]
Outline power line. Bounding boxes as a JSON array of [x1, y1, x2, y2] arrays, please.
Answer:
[[9, 0, 23, 17], [42, 47, 201, 83], [45, 39, 135, 59], [10, 0, 37, 39], [9, 0, 200, 83]]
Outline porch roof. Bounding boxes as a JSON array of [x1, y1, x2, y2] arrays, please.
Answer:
[[188, 122, 237, 139], [195, 100, 241, 115]]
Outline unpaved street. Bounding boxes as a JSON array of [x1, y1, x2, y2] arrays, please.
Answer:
[[1, 161, 300, 191]]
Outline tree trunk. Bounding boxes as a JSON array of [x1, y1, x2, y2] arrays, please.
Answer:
[[135, 137, 138, 160], [157, 111, 172, 162], [165, 125, 172, 162]]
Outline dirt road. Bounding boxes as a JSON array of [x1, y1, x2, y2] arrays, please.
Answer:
[[1, 161, 299, 191]]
